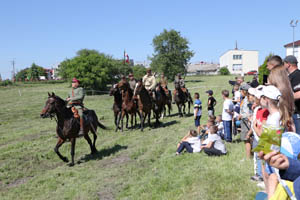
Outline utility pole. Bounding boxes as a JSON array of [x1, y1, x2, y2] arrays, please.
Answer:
[[290, 20, 298, 56], [11, 59, 16, 81]]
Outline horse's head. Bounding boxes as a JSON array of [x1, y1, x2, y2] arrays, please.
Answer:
[[134, 79, 143, 96], [175, 82, 181, 90], [117, 80, 129, 92], [40, 92, 65, 118], [109, 84, 119, 96]]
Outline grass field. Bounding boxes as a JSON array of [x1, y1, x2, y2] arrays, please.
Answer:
[[0, 75, 259, 200]]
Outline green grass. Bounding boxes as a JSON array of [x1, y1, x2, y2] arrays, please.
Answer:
[[0, 75, 259, 200]]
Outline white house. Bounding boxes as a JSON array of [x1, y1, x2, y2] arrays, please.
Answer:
[[284, 40, 300, 63], [219, 49, 259, 75]]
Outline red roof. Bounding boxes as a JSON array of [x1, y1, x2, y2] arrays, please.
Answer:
[[284, 40, 300, 48]]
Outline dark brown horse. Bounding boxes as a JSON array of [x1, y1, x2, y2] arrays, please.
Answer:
[[116, 80, 138, 132], [40, 92, 106, 166], [109, 84, 128, 131], [134, 80, 152, 131], [156, 83, 172, 118], [174, 82, 193, 117]]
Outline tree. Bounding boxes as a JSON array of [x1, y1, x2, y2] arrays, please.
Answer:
[[258, 54, 273, 84], [16, 68, 29, 81], [27, 63, 46, 81], [132, 64, 147, 79], [219, 67, 230, 75], [150, 29, 194, 81], [58, 49, 122, 90]]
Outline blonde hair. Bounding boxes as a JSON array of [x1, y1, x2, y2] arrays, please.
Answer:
[[268, 66, 295, 127]]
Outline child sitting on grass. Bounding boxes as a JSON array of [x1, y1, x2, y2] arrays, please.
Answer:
[[216, 115, 224, 139], [200, 125, 227, 156], [176, 130, 201, 155]]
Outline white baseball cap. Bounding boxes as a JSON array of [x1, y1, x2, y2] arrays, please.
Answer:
[[254, 85, 265, 99], [262, 85, 281, 100], [248, 87, 256, 96]]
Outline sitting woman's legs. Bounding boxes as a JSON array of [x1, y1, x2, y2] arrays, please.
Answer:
[[176, 141, 193, 154], [204, 147, 225, 156]]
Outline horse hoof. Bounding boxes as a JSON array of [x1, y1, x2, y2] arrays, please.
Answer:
[[63, 157, 69, 163], [91, 149, 98, 154], [68, 162, 74, 167]]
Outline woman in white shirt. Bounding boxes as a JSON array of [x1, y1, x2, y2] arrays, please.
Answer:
[[176, 130, 201, 155], [201, 126, 227, 156]]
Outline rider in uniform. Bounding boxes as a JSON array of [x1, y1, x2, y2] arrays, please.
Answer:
[[142, 69, 156, 99], [66, 78, 85, 135], [128, 73, 137, 91], [172, 73, 188, 103]]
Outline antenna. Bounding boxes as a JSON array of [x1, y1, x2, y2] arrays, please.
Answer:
[[11, 59, 16, 81], [235, 40, 238, 50]]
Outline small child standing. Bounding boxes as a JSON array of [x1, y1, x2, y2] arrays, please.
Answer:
[[221, 90, 234, 142], [194, 92, 202, 134], [206, 90, 217, 116]]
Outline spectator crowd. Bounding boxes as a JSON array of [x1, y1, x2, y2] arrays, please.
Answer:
[[175, 55, 300, 200]]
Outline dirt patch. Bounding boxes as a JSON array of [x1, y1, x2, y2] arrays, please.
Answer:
[[97, 188, 115, 200], [5, 176, 33, 189], [99, 153, 131, 168]]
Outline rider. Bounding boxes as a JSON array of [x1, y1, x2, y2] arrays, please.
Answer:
[[142, 69, 156, 99], [172, 73, 188, 103], [128, 73, 137, 91], [66, 78, 85, 135]]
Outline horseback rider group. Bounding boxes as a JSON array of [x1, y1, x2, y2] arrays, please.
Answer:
[[66, 71, 189, 132]]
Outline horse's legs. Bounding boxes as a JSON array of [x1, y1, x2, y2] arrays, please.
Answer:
[[84, 133, 95, 154], [183, 103, 186, 115], [115, 112, 122, 132], [130, 113, 134, 129], [70, 138, 76, 166], [125, 113, 129, 129], [188, 100, 191, 114], [148, 112, 151, 127], [54, 137, 68, 163], [90, 122, 98, 152], [121, 111, 126, 132], [140, 111, 144, 131]]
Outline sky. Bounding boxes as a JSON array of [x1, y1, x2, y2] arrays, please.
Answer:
[[0, 0, 299, 79]]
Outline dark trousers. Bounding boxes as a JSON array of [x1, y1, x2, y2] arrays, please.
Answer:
[[176, 141, 193, 154], [204, 147, 226, 156], [223, 120, 232, 142]]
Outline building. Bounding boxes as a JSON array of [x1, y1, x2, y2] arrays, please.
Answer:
[[219, 49, 259, 75], [187, 62, 219, 76], [284, 40, 300, 62]]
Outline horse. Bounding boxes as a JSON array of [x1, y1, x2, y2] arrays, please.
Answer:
[[134, 80, 152, 131], [109, 84, 128, 131], [116, 80, 138, 132], [40, 92, 106, 166], [174, 82, 193, 117], [157, 83, 172, 118]]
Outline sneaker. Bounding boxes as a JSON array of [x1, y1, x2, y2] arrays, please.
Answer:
[[257, 181, 265, 189], [251, 175, 263, 182]]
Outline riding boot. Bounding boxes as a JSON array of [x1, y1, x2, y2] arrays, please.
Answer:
[[78, 117, 84, 136]]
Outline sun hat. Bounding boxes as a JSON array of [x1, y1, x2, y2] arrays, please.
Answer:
[[280, 132, 300, 160], [240, 83, 251, 91], [248, 87, 256, 96], [254, 85, 265, 99], [262, 85, 281, 100]]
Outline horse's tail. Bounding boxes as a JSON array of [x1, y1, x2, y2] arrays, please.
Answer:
[[97, 121, 107, 129]]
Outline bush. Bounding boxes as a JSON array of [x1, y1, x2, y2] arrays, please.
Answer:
[[219, 67, 230, 75], [0, 80, 14, 86]]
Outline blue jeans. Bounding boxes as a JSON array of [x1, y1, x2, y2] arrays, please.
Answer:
[[223, 120, 232, 142], [176, 142, 193, 154], [293, 113, 300, 135], [254, 152, 263, 178]]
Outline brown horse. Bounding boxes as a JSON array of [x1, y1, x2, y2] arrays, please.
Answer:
[[156, 83, 172, 119], [109, 84, 128, 131], [40, 92, 106, 166], [116, 80, 138, 132], [134, 80, 152, 131], [174, 82, 193, 117]]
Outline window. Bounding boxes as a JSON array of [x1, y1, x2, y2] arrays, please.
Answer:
[[232, 64, 243, 71], [233, 55, 242, 60]]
